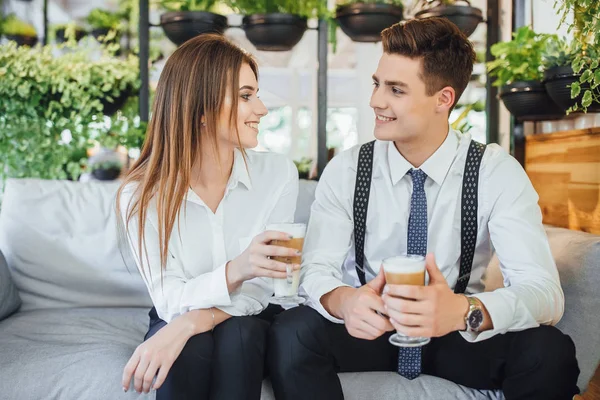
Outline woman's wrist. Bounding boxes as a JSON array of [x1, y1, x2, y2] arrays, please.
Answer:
[[225, 259, 244, 292]]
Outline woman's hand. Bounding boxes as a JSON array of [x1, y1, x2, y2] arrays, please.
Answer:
[[226, 230, 301, 289], [122, 309, 213, 393]]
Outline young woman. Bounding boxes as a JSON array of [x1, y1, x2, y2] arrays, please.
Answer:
[[116, 34, 299, 400]]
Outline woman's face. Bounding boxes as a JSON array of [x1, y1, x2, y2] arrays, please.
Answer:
[[214, 63, 268, 149]]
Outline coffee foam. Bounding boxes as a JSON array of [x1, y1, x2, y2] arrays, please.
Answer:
[[382, 256, 425, 274], [266, 223, 306, 238]]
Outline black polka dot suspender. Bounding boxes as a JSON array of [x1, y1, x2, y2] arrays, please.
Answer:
[[352, 140, 487, 293], [352, 140, 375, 287], [453, 140, 486, 294]]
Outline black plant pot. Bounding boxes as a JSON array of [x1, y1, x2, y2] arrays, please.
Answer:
[[415, 3, 483, 38], [91, 28, 121, 44], [101, 90, 132, 116], [335, 3, 404, 43], [92, 168, 121, 181], [5, 34, 38, 47], [56, 28, 87, 43], [242, 14, 307, 52], [298, 171, 309, 180], [499, 81, 564, 121], [160, 11, 228, 46], [544, 65, 600, 113]]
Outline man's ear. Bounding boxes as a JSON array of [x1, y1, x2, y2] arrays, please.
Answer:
[[437, 86, 456, 114]]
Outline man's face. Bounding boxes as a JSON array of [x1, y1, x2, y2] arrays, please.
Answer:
[[370, 53, 453, 143]]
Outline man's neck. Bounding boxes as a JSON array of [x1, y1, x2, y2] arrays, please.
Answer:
[[393, 124, 449, 168]]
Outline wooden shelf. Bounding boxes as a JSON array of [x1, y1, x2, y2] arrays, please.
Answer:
[[525, 127, 600, 235], [526, 127, 600, 143]]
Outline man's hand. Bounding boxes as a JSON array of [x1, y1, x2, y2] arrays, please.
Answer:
[[323, 267, 394, 340], [382, 254, 470, 338]]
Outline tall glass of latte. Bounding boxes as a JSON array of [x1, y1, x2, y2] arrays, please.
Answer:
[[382, 255, 431, 347], [266, 223, 306, 305]]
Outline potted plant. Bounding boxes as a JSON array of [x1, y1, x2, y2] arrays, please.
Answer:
[[553, 0, 600, 113], [1, 14, 37, 46], [86, 8, 123, 42], [335, 0, 404, 43], [54, 23, 87, 43], [159, 0, 228, 46], [294, 157, 313, 180], [414, 0, 483, 38], [89, 160, 123, 181], [543, 38, 600, 113], [225, 0, 324, 51], [487, 26, 563, 121]]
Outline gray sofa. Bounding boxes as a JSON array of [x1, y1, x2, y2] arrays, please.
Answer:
[[0, 178, 598, 400]]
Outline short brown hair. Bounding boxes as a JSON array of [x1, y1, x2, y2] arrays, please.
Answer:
[[381, 17, 475, 109]]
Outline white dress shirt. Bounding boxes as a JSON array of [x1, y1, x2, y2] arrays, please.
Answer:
[[120, 149, 298, 323], [300, 130, 564, 343]]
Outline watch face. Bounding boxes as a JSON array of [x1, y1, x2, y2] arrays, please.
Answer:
[[468, 309, 484, 329]]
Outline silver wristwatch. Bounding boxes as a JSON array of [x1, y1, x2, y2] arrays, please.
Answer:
[[464, 296, 484, 333]]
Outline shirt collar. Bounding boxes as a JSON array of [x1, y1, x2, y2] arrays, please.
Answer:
[[229, 148, 252, 191], [185, 148, 252, 205], [387, 128, 460, 186]]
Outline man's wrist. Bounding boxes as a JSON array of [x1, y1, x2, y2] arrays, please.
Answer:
[[455, 294, 470, 332], [321, 286, 355, 319]]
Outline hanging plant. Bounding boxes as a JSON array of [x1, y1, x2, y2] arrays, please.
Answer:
[[543, 36, 600, 113], [225, 0, 325, 51], [554, 0, 600, 113], [334, 0, 404, 43], [487, 26, 563, 121], [158, 0, 228, 46], [1, 14, 38, 46], [414, 0, 483, 38]]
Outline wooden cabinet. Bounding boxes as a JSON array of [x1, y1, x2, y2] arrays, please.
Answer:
[[525, 127, 600, 235]]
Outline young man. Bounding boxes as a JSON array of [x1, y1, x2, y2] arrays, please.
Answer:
[[267, 17, 579, 400]]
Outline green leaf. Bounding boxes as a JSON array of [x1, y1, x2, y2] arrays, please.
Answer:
[[582, 90, 593, 108], [581, 69, 594, 82], [594, 69, 600, 88], [571, 81, 581, 98]]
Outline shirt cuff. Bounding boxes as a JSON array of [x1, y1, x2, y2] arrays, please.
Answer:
[[459, 291, 515, 343], [208, 262, 233, 306], [303, 277, 350, 324]]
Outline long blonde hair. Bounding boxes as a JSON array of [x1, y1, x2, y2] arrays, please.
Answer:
[[116, 34, 258, 276]]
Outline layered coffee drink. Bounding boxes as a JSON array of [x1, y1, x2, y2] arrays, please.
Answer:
[[382, 255, 430, 347], [383, 256, 426, 287], [266, 223, 306, 304]]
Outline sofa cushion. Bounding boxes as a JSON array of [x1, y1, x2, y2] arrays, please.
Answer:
[[294, 179, 318, 225], [261, 374, 502, 400], [0, 307, 153, 400], [0, 249, 21, 321], [0, 179, 152, 311], [0, 306, 501, 400], [484, 226, 600, 391]]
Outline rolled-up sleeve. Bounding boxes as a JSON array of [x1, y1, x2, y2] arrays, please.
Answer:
[[300, 155, 353, 323], [460, 155, 564, 343], [217, 157, 300, 317]]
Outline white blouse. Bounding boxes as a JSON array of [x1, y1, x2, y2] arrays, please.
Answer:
[[120, 149, 298, 323]]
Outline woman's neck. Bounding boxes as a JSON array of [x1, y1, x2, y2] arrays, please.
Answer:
[[191, 143, 235, 189]]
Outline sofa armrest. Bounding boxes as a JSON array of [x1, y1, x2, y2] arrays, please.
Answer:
[[0, 248, 21, 321]]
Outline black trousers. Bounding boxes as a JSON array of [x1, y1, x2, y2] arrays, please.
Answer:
[[267, 306, 580, 400], [146, 305, 282, 400]]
